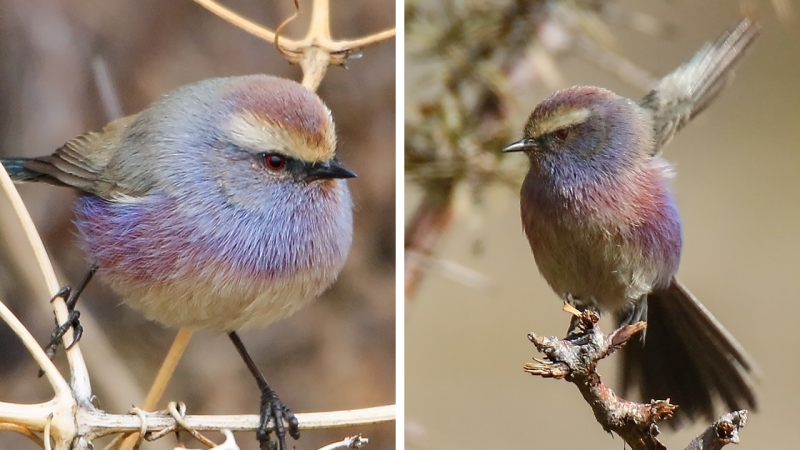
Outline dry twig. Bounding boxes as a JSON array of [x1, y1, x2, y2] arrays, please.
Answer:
[[524, 311, 748, 450], [193, 0, 395, 91]]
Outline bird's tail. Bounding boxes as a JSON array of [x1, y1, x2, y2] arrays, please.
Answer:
[[617, 278, 759, 427], [1, 158, 48, 182]]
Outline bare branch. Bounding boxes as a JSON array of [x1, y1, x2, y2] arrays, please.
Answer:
[[317, 434, 369, 450], [524, 311, 748, 450], [0, 422, 45, 447], [683, 411, 748, 450], [192, 0, 395, 91], [0, 400, 393, 448], [192, 0, 283, 44], [331, 30, 398, 54], [117, 328, 193, 450]]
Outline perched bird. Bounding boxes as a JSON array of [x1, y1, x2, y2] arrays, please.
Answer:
[[503, 18, 760, 424], [2, 74, 355, 450]]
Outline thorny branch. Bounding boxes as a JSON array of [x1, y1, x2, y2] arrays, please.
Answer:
[[193, 0, 395, 91], [524, 310, 748, 450]]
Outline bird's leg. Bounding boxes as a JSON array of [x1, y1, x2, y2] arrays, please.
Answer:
[[43, 265, 97, 361], [228, 331, 299, 450], [620, 296, 648, 326], [620, 296, 648, 342]]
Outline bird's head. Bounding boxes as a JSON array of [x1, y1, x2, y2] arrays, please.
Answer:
[[137, 75, 357, 214], [503, 86, 653, 173], [221, 76, 356, 185]]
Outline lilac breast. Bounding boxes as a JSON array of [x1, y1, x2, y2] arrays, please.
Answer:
[[73, 185, 353, 317], [521, 159, 682, 307]]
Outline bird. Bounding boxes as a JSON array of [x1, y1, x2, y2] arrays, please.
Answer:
[[502, 18, 760, 425], [1, 74, 355, 450]]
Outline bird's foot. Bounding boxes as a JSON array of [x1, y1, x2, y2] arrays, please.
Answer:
[[38, 286, 84, 377], [256, 387, 299, 450], [40, 266, 97, 374], [620, 298, 648, 342], [45, 286, 84, 354]]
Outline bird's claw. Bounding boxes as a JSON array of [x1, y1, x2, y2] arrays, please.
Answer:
[[256, 389, 299, 450], [41, 266, 97, 369], [51, 286, 71, 304], [42, 287, 84, 365], [47, 308, 83, 350]]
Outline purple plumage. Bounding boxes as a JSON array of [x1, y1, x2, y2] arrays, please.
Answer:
[[74, 176, 352, 331]]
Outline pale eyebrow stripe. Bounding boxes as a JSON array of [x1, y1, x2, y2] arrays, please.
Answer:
[[226, 113, 276, 152], [225, 112, 336, 162], [533, 108, 591, 137]]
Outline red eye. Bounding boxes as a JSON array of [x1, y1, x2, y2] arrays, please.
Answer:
[[265, 154, 286, 170], [555, 129, 569, 140]]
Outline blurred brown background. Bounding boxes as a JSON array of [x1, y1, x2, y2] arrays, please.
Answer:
[[0, 1, 395, 449], [406, 0, 800, 449]]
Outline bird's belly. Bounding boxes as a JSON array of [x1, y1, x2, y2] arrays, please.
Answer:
[[113, 271, 329, 331], [526, 219, 658, 311]]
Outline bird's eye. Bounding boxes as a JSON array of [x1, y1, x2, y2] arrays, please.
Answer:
[[555, 129, 569, 140], [264, 154, 286, 171]]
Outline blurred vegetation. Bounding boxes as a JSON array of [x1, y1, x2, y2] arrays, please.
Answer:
[[404, 0, 675, 296]]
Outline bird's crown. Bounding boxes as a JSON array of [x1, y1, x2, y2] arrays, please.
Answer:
[[224, 76, 337, 163], [523, 86, 616, 139]]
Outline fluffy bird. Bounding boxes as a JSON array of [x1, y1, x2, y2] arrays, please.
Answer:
[[503, 18, 760, 424], [2, 74, 355, 450]]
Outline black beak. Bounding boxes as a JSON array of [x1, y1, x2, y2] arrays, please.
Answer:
[[305, 160, 357, 181], [502, 139, 536, 153]]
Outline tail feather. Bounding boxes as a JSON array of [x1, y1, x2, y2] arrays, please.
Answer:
[[666, 281, 759, 410], [1, 158, 67, 186], [618, 278, 758, 426]]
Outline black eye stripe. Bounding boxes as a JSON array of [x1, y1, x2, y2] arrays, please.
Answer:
[[256, 151, 331, 177]]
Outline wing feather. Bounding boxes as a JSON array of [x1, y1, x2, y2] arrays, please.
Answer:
[[22, 115, 137, 193], [639, 18, 760, 154]]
